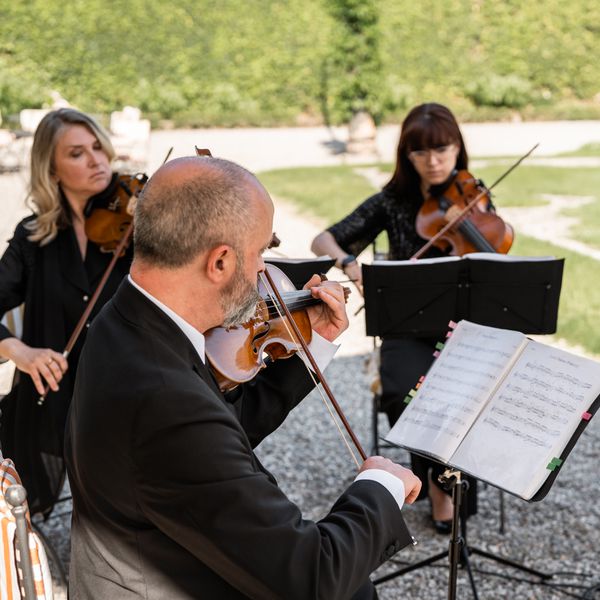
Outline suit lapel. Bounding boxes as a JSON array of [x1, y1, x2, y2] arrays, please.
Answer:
[[112, 281, 276, 482], [193, 361, 226, 399], [114, 280, 226, 399]]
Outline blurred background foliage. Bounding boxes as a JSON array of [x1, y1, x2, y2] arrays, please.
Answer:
[[1, 0, 599, 127]]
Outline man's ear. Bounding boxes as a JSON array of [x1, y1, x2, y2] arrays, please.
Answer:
[[205, 244, 235, 283]]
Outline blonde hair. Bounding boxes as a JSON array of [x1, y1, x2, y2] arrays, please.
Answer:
[[26, 108, 115, 245]]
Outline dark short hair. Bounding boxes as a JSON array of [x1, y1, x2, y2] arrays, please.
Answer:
[[133, 158, 257, 268]]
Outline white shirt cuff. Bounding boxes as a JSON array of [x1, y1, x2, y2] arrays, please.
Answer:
[[354, 468, 405, 511], [300, 330, 338, 373]]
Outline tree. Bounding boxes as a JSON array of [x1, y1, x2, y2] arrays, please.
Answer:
[[325, 0, 384, 125]]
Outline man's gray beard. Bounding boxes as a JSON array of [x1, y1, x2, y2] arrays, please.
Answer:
[[221, 267, 262, 329]]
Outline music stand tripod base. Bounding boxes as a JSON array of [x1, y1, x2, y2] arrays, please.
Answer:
[[373, 469, 553, 600]]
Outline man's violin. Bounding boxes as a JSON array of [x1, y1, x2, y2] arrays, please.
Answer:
[[205, 264, 321, 392], [205, 263, 367, 462]]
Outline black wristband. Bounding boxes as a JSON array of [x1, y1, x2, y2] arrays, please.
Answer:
[[341, 254, 357, 270]]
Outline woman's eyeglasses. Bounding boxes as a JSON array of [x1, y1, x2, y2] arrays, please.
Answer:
[[408, 144, 455, 163]]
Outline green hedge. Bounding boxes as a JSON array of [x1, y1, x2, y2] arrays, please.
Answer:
[[1, 0, 599, 126]]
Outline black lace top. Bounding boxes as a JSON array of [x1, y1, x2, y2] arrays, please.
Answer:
[[327, 189, 445, 260]]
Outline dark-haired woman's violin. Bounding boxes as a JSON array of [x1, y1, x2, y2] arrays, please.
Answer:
[[415, 169, 514, 257]]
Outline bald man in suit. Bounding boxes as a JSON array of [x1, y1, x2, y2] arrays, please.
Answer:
[[65, 156, 421, 599]]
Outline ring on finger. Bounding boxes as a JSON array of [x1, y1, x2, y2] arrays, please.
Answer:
[[46, 357, 54, 365]]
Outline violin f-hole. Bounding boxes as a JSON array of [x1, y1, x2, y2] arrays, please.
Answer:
[[251, 322, 271, 354]]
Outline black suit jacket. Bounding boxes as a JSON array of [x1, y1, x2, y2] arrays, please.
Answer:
[[65, 280, 412, 599]]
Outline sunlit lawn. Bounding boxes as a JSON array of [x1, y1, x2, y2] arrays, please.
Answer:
[[260, 159, 600, 355], [557, 142, 600, 157]]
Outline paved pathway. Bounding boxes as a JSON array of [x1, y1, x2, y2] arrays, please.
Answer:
[[146, 120, 600, 173]]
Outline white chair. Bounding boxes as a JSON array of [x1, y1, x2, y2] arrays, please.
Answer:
[[1, 306, 23, 341], [109, 106, 151, 172], [0, 129, 20, 173], [0, 110, 21, 173], [0, 457, 54, 599], [0, 308, 22, 396], [18, 110, 50, 135]]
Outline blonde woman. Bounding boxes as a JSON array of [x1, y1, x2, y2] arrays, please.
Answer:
[[0, 108, 134, 515]]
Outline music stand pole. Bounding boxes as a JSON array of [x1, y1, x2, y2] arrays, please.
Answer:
[[444, 470, 477, 600], [373, 468, 478, 598]]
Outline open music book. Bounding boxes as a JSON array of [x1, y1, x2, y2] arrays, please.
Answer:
[[385, 320, 600, 500]]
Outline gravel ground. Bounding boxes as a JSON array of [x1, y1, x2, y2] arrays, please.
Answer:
[[35, 353, 600, 599]]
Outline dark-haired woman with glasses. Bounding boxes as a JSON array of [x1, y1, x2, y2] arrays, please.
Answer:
[[312, 103, 484, 532]]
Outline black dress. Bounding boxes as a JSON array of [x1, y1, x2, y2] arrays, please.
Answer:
[[0, 192, 133, 515], [327, 188, 477, 514]]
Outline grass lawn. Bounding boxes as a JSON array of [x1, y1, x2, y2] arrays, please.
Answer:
[[557, 143, 600, 157], [511, 235, 600, 355], [260, 160, 600, 355]]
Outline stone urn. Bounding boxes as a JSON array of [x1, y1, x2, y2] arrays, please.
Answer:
[[346, 109, 377, 155]]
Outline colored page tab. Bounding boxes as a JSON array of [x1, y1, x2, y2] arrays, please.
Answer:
[[546, 457, 563, 471]]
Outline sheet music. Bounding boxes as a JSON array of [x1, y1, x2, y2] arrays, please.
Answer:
[[463, 253, 556, 262], [373, 254, 555, 266], [452, 341, 600, 499], [264, 255, 335, 264], [385, 321, 525, 461]]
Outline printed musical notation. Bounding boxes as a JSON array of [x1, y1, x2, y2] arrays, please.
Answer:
[[386, 321, 526, 460], [401, 416, 462, 440], [472, 345, 596, 449], [482, 416, 551, 448]]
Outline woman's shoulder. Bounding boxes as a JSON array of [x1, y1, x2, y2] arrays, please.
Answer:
[[353, 189, 389, 210], [11, 215, 37, 242]]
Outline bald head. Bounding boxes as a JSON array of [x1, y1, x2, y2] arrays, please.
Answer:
[[133, 156, 272, 268]]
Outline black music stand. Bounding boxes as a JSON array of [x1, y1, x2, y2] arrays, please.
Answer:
[[363, 255, 564, 338], [265, 256, 335, 290], [363, 255, 565, 598], [363, 254, 564, 457]]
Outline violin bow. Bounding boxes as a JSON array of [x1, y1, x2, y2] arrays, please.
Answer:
[[261, 268, 368, 465], [195, 143, 365, 462], [412, 143, 539, 259]]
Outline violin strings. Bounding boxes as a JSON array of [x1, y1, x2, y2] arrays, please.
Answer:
[[258, 272, 361, 469], [264, 291, 319, 316]]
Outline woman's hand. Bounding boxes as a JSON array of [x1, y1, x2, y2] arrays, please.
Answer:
[[342, 261, 363, 296], [0, 337, 68, 395], [304, 275, 349, 342]]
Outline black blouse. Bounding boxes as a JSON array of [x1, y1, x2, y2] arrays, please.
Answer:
[[327, 189, 444, 260]]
